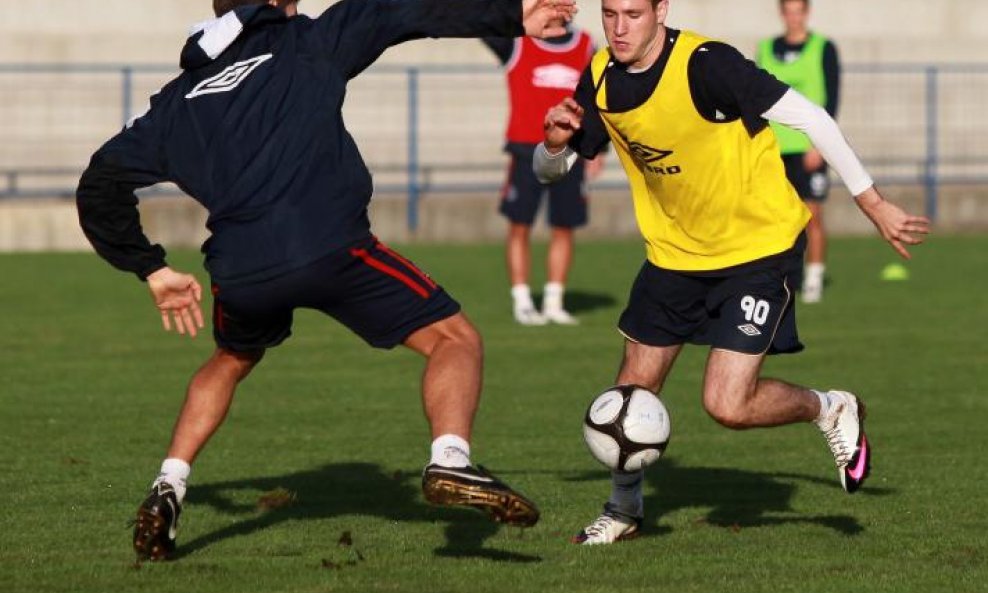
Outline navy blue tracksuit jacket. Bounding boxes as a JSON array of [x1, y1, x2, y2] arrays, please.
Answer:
[[76, 0, 524, 286]]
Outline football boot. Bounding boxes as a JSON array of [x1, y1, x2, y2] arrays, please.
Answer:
[[422, 464, 539, 527]]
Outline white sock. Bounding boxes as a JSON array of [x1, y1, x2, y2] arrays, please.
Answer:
[[511, 284, 535, 311], [153, 458, 191, 503], [812, 389, 833, 425], [430, 434, 471, 468], [805, 263, 825, 287], [607, 470, 644, 518], [542, 282, 565, 313]]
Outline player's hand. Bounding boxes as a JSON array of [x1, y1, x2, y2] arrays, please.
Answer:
[[146, 266, 205, 338], [522, 0, 578, 39], [855, 186, 931, 260], [544, 97, 584, 151], [803, 148, 824, 172]]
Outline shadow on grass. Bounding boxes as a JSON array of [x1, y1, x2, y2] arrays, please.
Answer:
[[531, 290, 617, 315], [566, 457, 893, 537], [176, 462, 540, 563]]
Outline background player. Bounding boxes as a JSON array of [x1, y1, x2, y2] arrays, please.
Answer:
[[758, 0, 841, 303], [483, 22, 603, 325]]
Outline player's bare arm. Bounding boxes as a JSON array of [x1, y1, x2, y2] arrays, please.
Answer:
[[146, 267, 205, 338], [584, 153, 606, 180], [853, 187, 930, 259], [522, 0, 578, 38], [762, 89, 931, 259], [803, 147, 824, 171]]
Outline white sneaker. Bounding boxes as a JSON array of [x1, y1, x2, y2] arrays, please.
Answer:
[[802, 281, 823, 303], [542, 308, 579, 325], [571, 509, 641, 545], [816, 390, 871, 493], [513, 306, 547, 326]]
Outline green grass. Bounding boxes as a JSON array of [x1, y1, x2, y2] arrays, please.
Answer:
[[1, 235, 986, 593]]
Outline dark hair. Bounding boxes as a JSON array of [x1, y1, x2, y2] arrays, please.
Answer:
[[780, 0, 810, 6], [213, 0, 263, 17]]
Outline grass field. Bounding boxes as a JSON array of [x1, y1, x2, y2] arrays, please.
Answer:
[[1, 235, 986, 593]]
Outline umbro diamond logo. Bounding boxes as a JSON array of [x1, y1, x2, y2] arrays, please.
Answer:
[[628, 142, 673, 163], [737, 324, 762, 336], [185, 54, 273, 99]]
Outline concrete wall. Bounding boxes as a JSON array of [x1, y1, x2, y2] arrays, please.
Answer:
[[3, 184, 984, 253], [4, 1, 986, 180], [2, 1, 985, 252], [4, 1, 987, 64]]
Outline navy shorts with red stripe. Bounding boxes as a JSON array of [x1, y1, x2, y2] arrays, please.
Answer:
[[211, 236, 460, 351]]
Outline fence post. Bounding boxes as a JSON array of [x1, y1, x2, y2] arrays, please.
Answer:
[[924, 66, 939, 222], [121, 66, 133, 126], [406, 67, 420, 233]]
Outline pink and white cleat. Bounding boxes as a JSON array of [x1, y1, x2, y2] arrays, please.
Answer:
[[817, 390, 871, 493]]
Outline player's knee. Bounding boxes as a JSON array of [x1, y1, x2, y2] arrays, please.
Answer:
[[415, 314, 483, 360], [215, 347, 264, 378], [508, 223, 531, 240], [702, 392, 750, 430], [443, 317, 483, 359]]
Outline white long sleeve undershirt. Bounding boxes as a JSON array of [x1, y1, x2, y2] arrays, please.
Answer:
[[533, 142, 579, 184], [762, 89, 874, 196], [533, 88, 874, 197]]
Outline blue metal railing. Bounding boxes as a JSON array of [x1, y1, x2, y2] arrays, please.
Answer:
[[925, 65, 939, 222], [2, 62, 988, 230]]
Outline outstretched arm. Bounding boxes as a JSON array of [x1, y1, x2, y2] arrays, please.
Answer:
[[319, 0, 576, 79], [77, 103, 204, 337], [77, 117, 169, 280], [762, 89, 929, 259]]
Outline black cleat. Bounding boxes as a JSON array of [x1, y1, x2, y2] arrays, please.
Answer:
[[422, 464, 540, 527], [133, 482, 181, 561]]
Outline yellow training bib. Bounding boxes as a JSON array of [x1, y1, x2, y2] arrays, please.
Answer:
[[592, 30, 810, 271]]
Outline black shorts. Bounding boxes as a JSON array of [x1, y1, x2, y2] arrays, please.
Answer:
[[782, 153, 830, 202], [211, 236, 460, 352], [499, 144, 588, 228], [617, 236, 806, 355]]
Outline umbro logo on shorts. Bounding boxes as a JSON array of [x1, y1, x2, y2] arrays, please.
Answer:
[[186, 54, 273, 99], [737, 323, 762, 336]]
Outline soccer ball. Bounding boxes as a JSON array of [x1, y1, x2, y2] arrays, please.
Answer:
[[582, 385, 671, 472]]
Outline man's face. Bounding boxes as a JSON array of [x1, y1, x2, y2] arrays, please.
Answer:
[[601, 0, 667, 68], [781, 0, 809, 34]]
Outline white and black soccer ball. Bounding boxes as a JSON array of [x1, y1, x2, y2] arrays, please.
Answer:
[[582, 385, 671, 472]]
